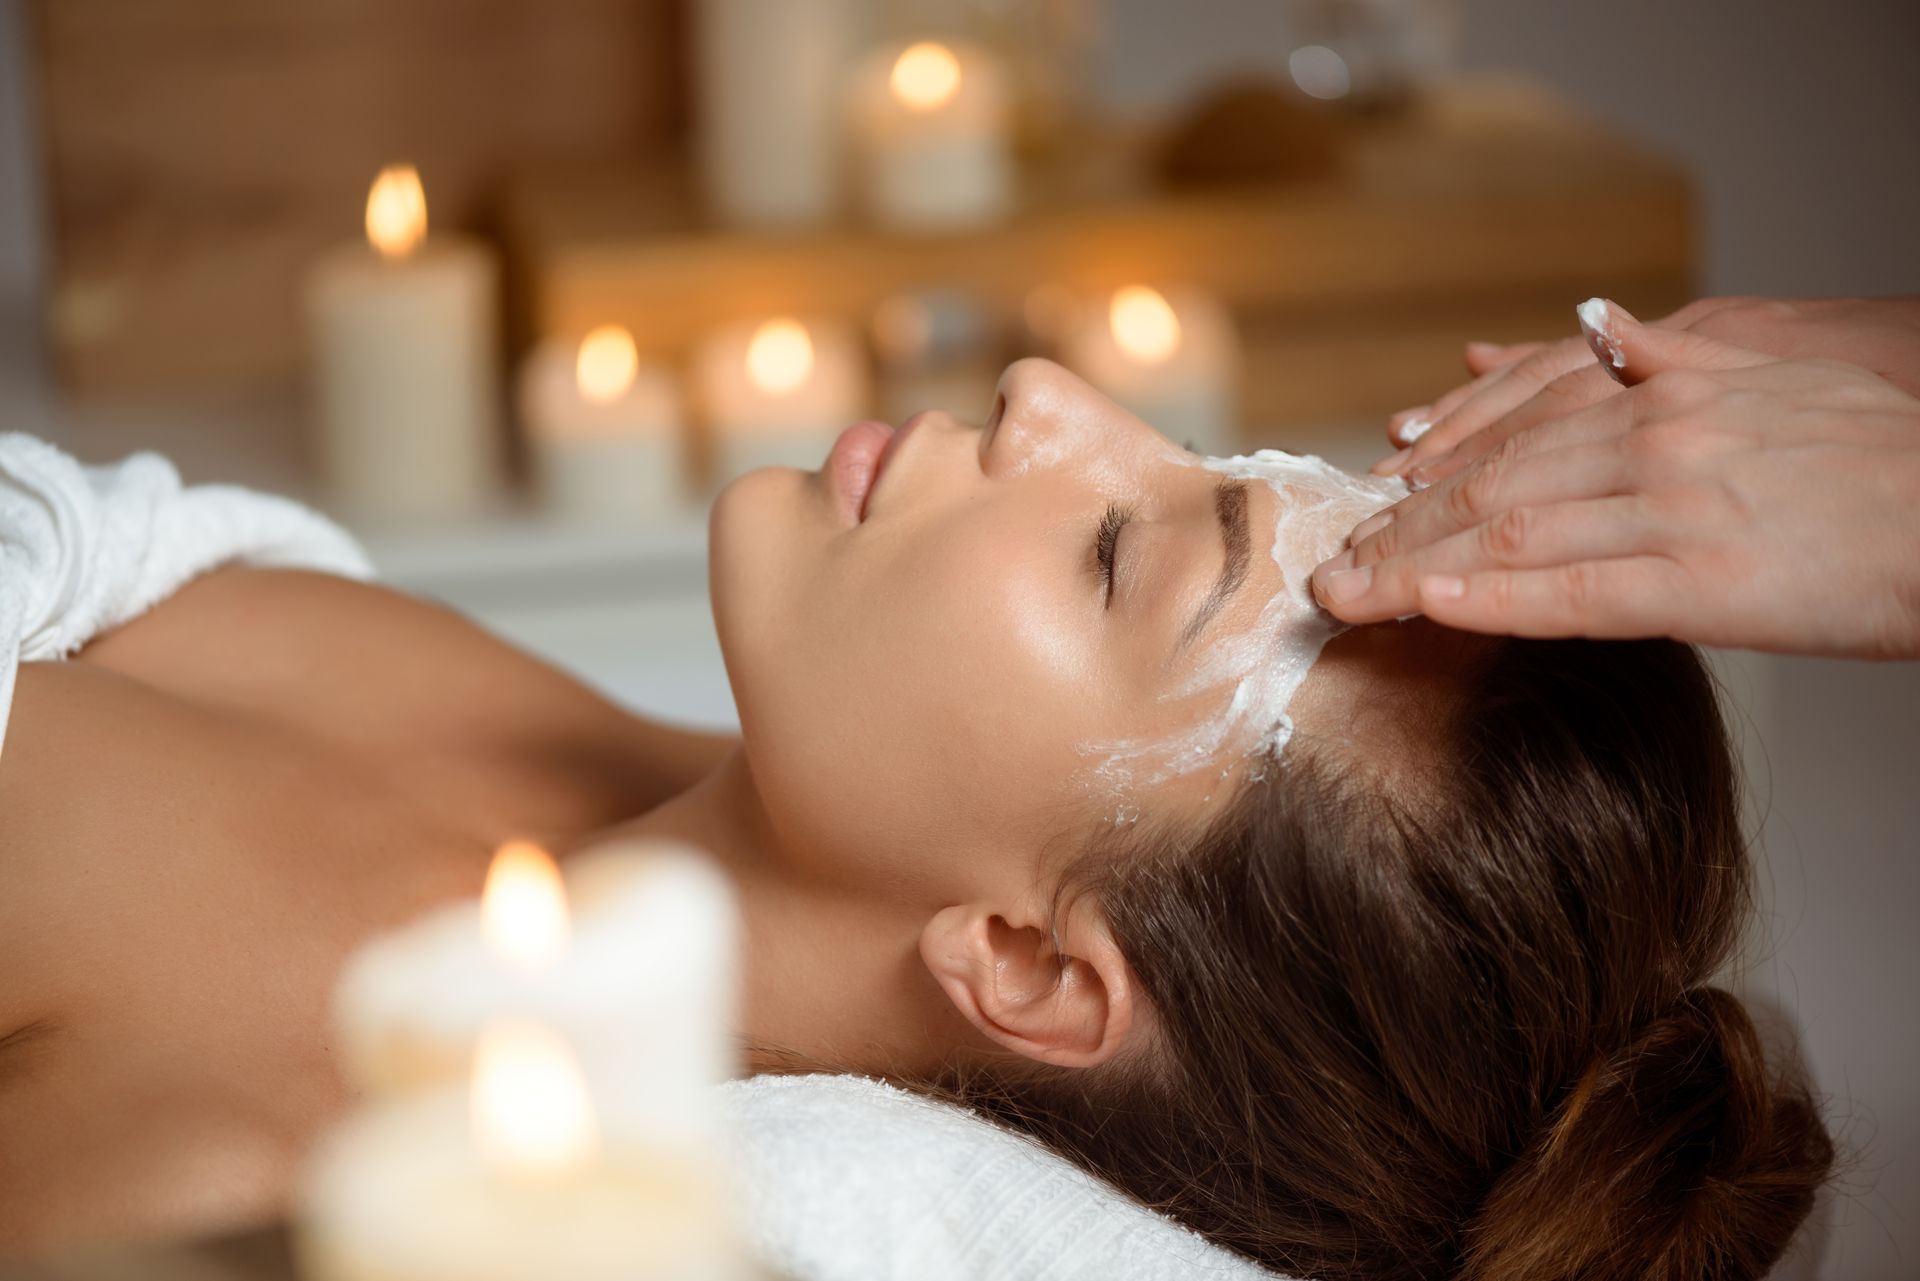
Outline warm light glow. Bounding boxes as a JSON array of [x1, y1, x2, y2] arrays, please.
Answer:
[[1110, 286, 1182, 366], [481, 841, 570, 971], [890, 41, 963, 112], [575, 325, 639, 405], [364, 164, 427, 261], [745, 318, 815, 396], [1289, 45, 1352, 101], [471, 1021, 596, 1178]]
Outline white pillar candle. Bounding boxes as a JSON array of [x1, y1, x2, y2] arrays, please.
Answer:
[[1062, 284, 1243, 457], [850, 39, 1015, 231], [300, 1021, 747, 1281], [335, 839, 739, 1134], [695, 0, 857, 226], [305, 164, 500, 522], [694, 316, 868, 485], [519, 325, 689, 524]]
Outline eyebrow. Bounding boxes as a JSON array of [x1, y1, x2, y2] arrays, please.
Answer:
[[1179, 479, 1251, 649]]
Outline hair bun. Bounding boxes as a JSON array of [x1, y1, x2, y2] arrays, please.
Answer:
[[1463, 986, 1831, 1281]]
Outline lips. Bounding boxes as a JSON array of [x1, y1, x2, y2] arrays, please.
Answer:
[[824, 419, 896, 524]]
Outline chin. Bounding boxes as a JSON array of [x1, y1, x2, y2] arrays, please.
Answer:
[[708, 465, 820, 737]]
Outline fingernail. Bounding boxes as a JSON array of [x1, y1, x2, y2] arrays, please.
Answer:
[[1315, 547, 1356, 577], [1421, 574, 1466, 600], [1576, 296, 1627, 381], [1321, 564, 1374, 605], [1465, 341, 1505, 363], [1393, 416, 1433, 447], [1373, 447, 1413, 476], [1350, 509, 1394, 544], [1405, 467, 1434, 491]]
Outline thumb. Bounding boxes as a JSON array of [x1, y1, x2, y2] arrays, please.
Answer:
[[1576, 296, 1769, 388]]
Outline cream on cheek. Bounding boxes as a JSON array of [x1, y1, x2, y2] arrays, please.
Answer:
[[1082, 451, 1407, 807]]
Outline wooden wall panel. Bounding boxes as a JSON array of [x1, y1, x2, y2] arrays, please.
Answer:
[[30, 0, 685, 397]]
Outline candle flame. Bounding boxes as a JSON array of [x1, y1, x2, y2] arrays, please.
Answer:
[[891, 42, 962, 112], [576, 324, 639, 405], [1110, 286, 1182, 366], [481, 841, 570, 970], [365, 164, 427, 262], [471, 1020, 597, 1178], [746, 318, 815, 396]]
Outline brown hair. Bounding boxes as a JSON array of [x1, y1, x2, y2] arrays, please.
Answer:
[[946, 635, 1833, 1280]]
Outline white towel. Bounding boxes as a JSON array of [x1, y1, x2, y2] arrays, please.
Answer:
[[0, 433, 371, 756], [721, 1074, 1287, 1281]]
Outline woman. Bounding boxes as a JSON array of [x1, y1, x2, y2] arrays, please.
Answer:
[[0, 357, 1830, 1278]]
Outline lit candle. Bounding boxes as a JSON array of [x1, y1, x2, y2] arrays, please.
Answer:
[[850, 40, 1014, 231], [304, 165, 501, 522], [693, 316, 868, 485], [519, 324, 688, 523], [1062, 284, 1243, 456], [335, 839, 738, 1113], [300, 1015, 746, 1281]]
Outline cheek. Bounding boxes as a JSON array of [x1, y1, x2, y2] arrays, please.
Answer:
[[725, 507, 1106, 889]]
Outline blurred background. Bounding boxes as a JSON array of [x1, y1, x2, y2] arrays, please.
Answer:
[[0, 2, 1915, 1276]]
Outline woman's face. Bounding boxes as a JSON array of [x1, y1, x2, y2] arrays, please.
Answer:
[[710, 358, 1395, 903]]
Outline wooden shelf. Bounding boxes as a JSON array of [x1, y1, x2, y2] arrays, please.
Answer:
[[504, 78, 1695, 435]]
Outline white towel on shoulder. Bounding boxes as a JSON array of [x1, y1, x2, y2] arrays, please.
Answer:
[[0, 433, 371, 756], [721, 1074, 1285, 1281]]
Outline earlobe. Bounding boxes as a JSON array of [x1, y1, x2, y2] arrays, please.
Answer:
[[919, 901, 1135, 1070]]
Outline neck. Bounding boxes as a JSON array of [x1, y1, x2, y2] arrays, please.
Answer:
[[584, 747, 984, 1079]]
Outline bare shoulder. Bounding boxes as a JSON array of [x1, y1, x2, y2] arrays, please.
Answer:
[[75, 566, 731, 825]]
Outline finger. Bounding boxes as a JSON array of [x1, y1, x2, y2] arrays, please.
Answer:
[[1409, 556, 1694, 640], [1382, 338, 1595, 476], [1315, 498, 1671, 626], [1344, 434, 1640, 576], [1384, 404, 1435, 451], [1344, 397, 1639, 564], [1464, 340, 1542, 376], [1406, 363, 1622, 488], [1576, 297, 1772, 387]]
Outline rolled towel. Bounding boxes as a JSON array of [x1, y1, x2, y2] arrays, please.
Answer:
[[721, 1073, 1285, 1281], [0, 433, 372, 756]]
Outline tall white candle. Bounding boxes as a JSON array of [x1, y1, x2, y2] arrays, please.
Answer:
[[850, 39, 1015, 231], [305, 165, 500, 522], [695, 0, 857, 226], [520, 325, 688, 524], [694, 316, 868, 485], [1063, 284, 1242, 457]]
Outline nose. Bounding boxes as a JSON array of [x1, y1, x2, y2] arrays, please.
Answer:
[[985, 357, 1112, 474]]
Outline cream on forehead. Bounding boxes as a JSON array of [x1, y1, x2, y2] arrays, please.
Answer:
[[1083, 450, 1406, 800]]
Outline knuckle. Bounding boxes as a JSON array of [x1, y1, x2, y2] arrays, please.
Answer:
[[1482, 505, 1534, 561], [1558, 560, 1602, 616], [1446, 465, 1500, 524]]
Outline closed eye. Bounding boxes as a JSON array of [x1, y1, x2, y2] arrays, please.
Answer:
[[1094, 502, 1133, 607]]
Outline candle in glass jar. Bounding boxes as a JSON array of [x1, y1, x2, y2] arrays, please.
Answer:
[[520, 325, 688, 523], [695, 316, 867, 485], [849, 40, 1014, 231], [305, 164, 500, 522], [1063, 284, 1242, 457]]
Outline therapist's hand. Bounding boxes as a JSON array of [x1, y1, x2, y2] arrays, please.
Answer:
[[1312, 303, 1920, 659], [1377, 295, 1920, 482]]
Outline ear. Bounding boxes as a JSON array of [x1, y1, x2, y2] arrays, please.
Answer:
[[918, 898, 1136, 1069]]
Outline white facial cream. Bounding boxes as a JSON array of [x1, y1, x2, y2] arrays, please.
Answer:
[[1084, 451, 1407, 801]]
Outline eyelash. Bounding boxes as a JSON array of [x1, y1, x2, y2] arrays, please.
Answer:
[[1094, 503, 1133, 606]]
